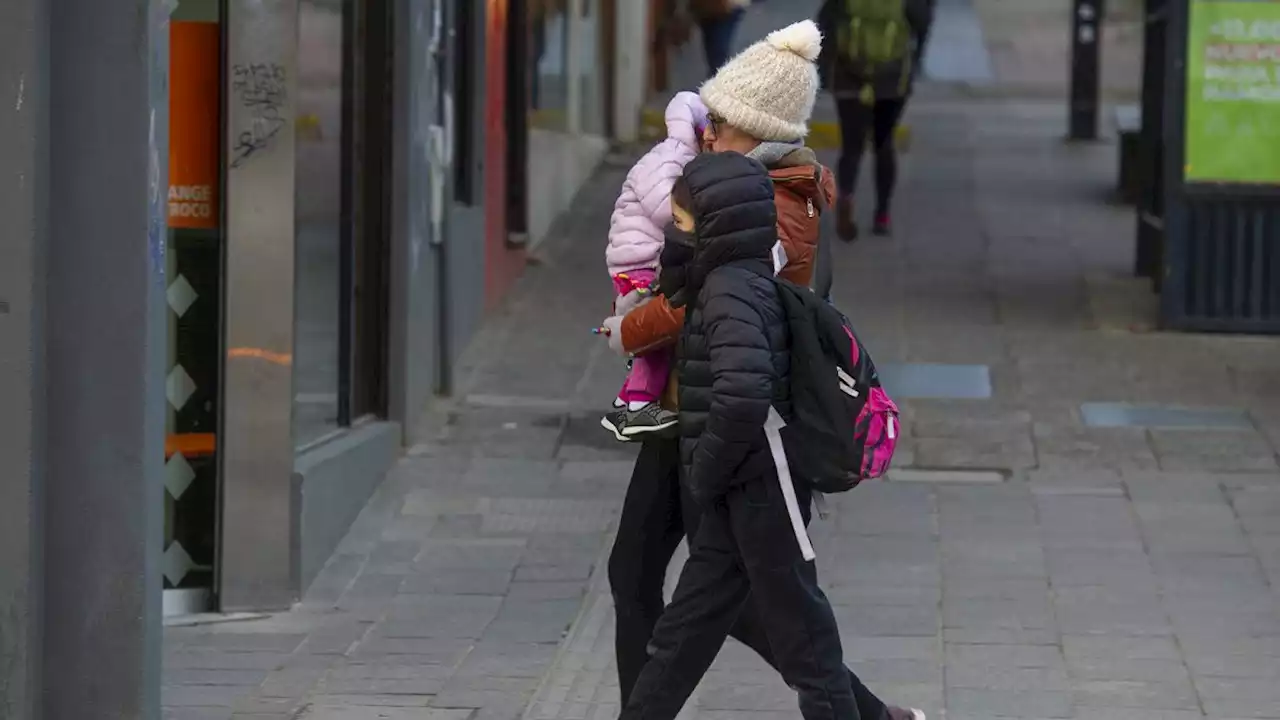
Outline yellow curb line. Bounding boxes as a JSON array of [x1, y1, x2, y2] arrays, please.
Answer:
[[527, 107, 911, 153], [639, 107, 911, 152]]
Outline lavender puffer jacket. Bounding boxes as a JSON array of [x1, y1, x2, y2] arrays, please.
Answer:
[[606, 91, 708, 277]]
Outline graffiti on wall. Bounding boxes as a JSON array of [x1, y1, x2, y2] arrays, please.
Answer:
[[230, 62, 287, 167]]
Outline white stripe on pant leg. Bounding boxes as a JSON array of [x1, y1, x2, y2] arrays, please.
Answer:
[[765, 407, 816, 562]]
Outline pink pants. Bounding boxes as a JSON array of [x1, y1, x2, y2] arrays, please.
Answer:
[[613, 269, 671, 405]]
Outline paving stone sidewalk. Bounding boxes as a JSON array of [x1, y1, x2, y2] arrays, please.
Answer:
[[657, 0, 1144, 123], [974, 0, 1144, 101], [167, 69, 1280, 720], [161, 158, 640, 720], [522, 95, 1280, 720]]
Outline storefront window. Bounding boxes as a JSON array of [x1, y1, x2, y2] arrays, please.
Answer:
[[293, 0, 389, 446], [294, 0, 347, 446], [531, 0, 570, 129], [165, 0, 222, 610]]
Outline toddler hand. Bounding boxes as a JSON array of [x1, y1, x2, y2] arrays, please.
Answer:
[[613, 288, 651, 317], [600, 316, 626, 356]]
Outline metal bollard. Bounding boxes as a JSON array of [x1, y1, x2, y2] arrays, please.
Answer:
[[1069, 0, 1105, 140]]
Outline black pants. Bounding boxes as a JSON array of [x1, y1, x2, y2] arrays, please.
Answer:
[[699, 9, 744, 76], [609, 438, 889, 720], [834, 97, 907, 215]]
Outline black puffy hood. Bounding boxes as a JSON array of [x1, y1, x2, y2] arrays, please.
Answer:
[[669, 152, 778, 302]]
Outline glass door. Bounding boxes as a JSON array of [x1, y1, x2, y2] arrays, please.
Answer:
[[294, 0, 391, 444], [164, 0, 224, 615]]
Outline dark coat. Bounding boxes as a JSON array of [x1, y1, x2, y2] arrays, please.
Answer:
[[817, 0, 936, 101], [620, 147, 835, 356], [665, 153, 792, 506]]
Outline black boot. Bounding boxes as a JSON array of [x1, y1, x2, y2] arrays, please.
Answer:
[[836, 195, 858, 242]]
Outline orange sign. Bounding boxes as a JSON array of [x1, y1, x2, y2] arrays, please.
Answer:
[[169, 21, 221, 229]]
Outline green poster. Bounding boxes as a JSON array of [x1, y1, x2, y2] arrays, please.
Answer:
[[1185, 0, 1280, 184]]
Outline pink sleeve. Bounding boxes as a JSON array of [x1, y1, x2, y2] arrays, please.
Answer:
[[606, 141, 697, 276]]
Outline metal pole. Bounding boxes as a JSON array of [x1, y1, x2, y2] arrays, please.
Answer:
[[1134, 0, 1167, 280], [1069, 0, 1104, 140], [41, 0, 167, 716]]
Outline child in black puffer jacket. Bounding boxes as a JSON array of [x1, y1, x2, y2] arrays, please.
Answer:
[[620, 151, 879, 720]]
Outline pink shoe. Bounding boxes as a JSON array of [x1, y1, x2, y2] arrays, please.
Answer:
[[872, 212, 892, 237]]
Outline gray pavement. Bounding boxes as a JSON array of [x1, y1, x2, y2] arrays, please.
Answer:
[[658, 0, 1141, 119], [162, 161, 638, 720], [164, 29, 1280, 720], [517, 95, 1280, 720]]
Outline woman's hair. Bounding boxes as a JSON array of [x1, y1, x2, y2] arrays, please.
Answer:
[[671, 175, 694, 216]]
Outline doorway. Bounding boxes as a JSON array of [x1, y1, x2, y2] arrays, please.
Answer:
[[164, 0, 225, 615]]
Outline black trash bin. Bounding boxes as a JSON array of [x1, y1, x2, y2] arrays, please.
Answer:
[[1157, 0, 1280, 333]]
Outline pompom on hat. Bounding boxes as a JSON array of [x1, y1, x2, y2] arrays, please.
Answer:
[[699, 20, 823, 142]]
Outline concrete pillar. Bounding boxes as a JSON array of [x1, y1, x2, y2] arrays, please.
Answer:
[[4, 0, 167, 714], [0, 0, 48, 715], [566, 0, 584, 135], [41, 0, 168, 717], [218, 0, 299, 611], [613, 0, 649, 143]]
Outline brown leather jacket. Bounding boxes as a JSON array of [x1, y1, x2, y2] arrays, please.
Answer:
[[620, 147, 836, 356]]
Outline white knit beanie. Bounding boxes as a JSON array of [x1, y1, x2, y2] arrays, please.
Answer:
[[699, 20, 823, 142]]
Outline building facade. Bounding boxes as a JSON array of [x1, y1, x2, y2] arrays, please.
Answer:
[[1, 0, 652, 713], [163, 0, 653, 615]]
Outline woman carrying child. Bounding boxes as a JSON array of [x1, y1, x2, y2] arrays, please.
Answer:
[[600, 19, 924, 720]]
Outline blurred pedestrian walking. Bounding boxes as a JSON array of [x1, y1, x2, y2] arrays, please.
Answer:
[[818, 0, 935, 240], [690, 0, 752, 75]]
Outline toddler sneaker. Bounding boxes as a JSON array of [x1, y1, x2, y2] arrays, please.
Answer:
[[600, 407, 631, 442], [620, 403, 678, 438]]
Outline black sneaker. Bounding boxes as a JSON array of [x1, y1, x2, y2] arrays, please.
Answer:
[[600, 408, 631, 442], [620, 404, 678, 437]]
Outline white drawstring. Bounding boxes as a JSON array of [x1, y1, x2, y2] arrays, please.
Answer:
[[764, 407, 816, 561]]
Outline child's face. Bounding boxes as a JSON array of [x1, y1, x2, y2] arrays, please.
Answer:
[[671, 202, 696, 232]]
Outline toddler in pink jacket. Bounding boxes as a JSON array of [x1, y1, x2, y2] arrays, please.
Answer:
[[600, 91, 708, 441]]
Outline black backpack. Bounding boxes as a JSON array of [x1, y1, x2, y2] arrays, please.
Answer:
[[775, 280, 901, 493]]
